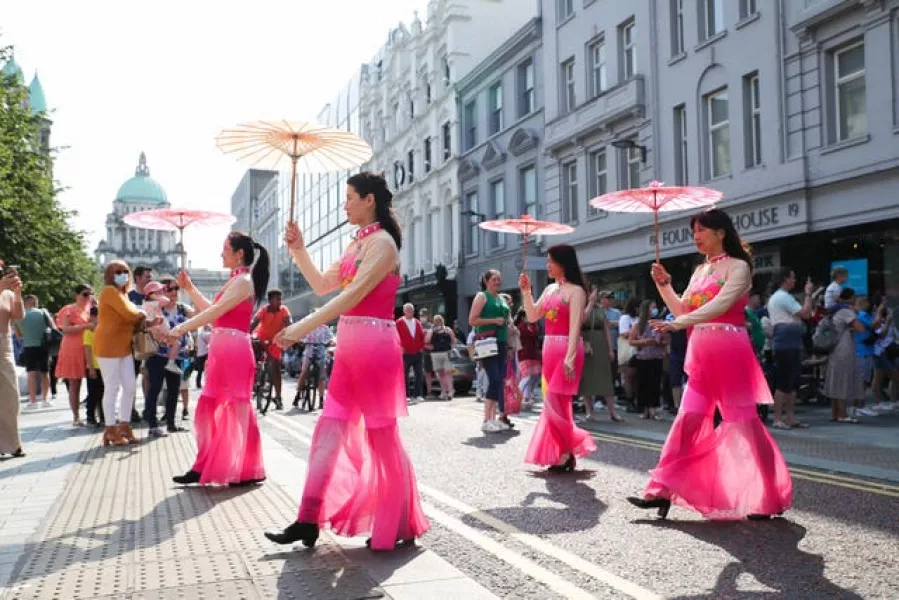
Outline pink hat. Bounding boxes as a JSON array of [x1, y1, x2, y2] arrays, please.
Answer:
[[143, 281, 165, 296]]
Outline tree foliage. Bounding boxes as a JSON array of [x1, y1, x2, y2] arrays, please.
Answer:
[[0, 43, 99, 312]]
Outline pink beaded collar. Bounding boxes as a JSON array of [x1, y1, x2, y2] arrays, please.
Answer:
[[354, 222, 382, 241], [230, 267, 250, 278], [707, 253, 728, 265]]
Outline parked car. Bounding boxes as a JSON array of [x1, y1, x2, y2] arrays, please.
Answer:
[[408, 344, 475, 396]]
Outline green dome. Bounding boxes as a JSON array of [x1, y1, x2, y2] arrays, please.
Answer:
[[1, 55, 24, 84], [116, 152, 168, 204], [28, 72, 47, 114]]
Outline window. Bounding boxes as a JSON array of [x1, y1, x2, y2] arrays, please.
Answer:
[[425, 81, 432, 105], [700, 0, 724, 40], [442, 56, 451, 87], [425, 211, 434, 267], [562, 162, 578, 223], [557, 0, 573, 21], [424, 137, 432, 173], [625, 144, 641, 189], [394, 103, 401, 135], [465, 191, 479, 254], [518, 59, 535, 117], [671, 0, 685, 55], [588, 40, 607, 98], [489, 180, 505, 248], [834, 41, 866, 141], [442, 121, 452, 159], [589, 150, 608, 217], [706, 89, 731, 178], [561, 58, 576, 113], [409, 220, 417, 272], [520, 166, 537, 217], [464, 101, 477, 150], [739, 0, 758, 19], [674, 104, 689, 184], [744, 74, 761, 167], [409, 97, 415, 120], [489, 82, 503, 134], [407, 149, 415, 183], [621, 21, 636, 79]]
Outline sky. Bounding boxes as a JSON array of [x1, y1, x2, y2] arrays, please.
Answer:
[[2, 0, 430, 269]]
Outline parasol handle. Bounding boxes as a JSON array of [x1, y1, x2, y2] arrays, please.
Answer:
[[288, 144, 298, 224], [653, 209, 661, 264]]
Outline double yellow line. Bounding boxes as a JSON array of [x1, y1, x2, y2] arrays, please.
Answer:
[[591, 430, 899, 498]]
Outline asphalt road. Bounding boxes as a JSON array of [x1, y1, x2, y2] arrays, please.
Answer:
[[260, 388, 899, 600]]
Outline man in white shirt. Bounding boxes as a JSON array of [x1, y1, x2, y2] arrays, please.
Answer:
[[766, 268, 814, 429], [824, 267, 849, 312]]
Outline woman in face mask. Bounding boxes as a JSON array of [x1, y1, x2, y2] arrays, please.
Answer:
[[94, 260, 153, 446], [629, 300, 668, 420]]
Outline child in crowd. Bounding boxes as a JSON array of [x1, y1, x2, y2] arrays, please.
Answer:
[[142, 281, 181, 374]]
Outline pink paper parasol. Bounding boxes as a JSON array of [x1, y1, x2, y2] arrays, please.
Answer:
[[478, 214, 574, 271], [589, 180, 721, 263], [123, 208, 236, 270]]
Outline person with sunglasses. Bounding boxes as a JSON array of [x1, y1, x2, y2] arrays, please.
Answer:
[[55, 283, 96, 427], [94, 261, 156, 445]]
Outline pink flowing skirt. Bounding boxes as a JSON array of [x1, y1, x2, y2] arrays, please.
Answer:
[[191, 328, 265, 485], [297, 316, 429, 548], [644, 324, 791, 519], [525, 335, 596, 466]]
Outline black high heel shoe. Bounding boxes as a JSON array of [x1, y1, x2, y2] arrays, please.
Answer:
[[365, 537, 416, 551], [626, 496, 671, 519], [265, 521, 319, 548], [172, 470, 201, 485], [547, 454, 576, 473]]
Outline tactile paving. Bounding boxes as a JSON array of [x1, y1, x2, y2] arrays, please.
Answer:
[[2, 425, 389, 599]]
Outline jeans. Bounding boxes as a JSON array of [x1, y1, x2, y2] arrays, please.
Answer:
[[145, 355, 180, 430], [403, 353, 424, 398], [481, 341, 507, 413]]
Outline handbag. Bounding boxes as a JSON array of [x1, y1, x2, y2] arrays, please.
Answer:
[[133, 330, 160, 361], [42, 310, 63, 349], [472, 332, 499, 360], [582, 307, 599, 356]]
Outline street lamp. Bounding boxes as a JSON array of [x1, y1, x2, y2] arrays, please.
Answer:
[[461, 210, 487, 222], [611, 139, 647, 163]]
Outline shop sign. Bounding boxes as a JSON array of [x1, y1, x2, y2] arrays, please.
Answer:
[[753, 250, 781, 273], [832, 258, 868, 296], [649, 200, 805, 251]]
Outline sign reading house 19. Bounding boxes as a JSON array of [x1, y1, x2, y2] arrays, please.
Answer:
[[648, 200, 805, 254]]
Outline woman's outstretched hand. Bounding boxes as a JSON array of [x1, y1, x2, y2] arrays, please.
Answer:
[[177, 271, 195, 292], [284, 221, 305, 250], [649, 319, 675, 333]]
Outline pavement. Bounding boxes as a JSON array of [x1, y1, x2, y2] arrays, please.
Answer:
[[2, 381, 899, 599]]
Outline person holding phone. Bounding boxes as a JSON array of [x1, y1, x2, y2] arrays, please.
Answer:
[[0, 262, 25, 457]]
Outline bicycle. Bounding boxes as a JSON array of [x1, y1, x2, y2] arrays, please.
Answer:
[[252, 338, 278, 415]]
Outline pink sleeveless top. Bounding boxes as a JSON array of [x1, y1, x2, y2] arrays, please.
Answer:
[[339, 233, 400, 320], [212, 270, 255, 331], [542, 286, 573, 336], [684, 270, 747, 327]]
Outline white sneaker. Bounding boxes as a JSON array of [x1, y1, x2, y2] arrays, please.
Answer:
[[24, 402, 38, 410], [41, 400, 53, 409], [415, 396, 425, 404], [481, 420, 501, 433], [406, 397, 416, 405], [857, 408, 878, 417], [872, 402, 892, 411], [165, 361, 182, 375], [494, 419, 511, 431]]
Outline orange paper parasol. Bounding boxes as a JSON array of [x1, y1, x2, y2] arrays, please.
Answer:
[[589, 180, 721, 263], [123, 208, 236, 270], [215, 120, 373, 223], [478, 214, 574, 271]]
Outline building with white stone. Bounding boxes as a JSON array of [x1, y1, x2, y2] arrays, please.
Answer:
[[359, 0, 537, 321], [94, 153, 181, 273]]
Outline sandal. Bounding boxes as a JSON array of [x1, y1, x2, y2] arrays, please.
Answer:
[[771, 421, 791, 430], [837, 417, 860, 424], [790, 422, 809, 429]]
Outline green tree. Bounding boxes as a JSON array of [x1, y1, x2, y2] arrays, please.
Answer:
[[0, 43, 99, 312]]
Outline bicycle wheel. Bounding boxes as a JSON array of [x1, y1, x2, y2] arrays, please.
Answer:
[[255, 363, 269, 414]]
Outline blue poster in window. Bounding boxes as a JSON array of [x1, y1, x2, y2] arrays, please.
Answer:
[[831, 258, 868, 296]]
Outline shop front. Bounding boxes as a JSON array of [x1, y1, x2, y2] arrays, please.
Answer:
[[395, 269, 459, 325]]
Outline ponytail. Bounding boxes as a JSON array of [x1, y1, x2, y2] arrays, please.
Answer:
[[347, 171, 402, 249], [227, 232, 271, 306]]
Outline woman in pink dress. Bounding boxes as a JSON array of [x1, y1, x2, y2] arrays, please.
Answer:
[[265, 172, 429, 551], [519, 244, 597, 472], [627, 209, 792, 520], [167, 231, 270, 486]]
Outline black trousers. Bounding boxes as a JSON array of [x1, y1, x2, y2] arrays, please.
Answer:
[[635, 358, 663, 410], [145, 355, 180, 430], [194, 355, 208, 387], [403, 353, 424, 398], [85, 370, 105, 423]]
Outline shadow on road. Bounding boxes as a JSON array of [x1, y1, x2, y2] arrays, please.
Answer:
[[635, 518, 863, 599], [461, 429, 522, 449], [461, 470, 604, 535]]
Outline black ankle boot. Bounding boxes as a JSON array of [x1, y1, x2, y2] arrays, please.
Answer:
[[229, 477, 266, 488], [626, 496, 671, 519], [265, 521, 319, 548], [547, 454, 576, 473], [365, 537, 416, 551], [172, 470, 201, 485]]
